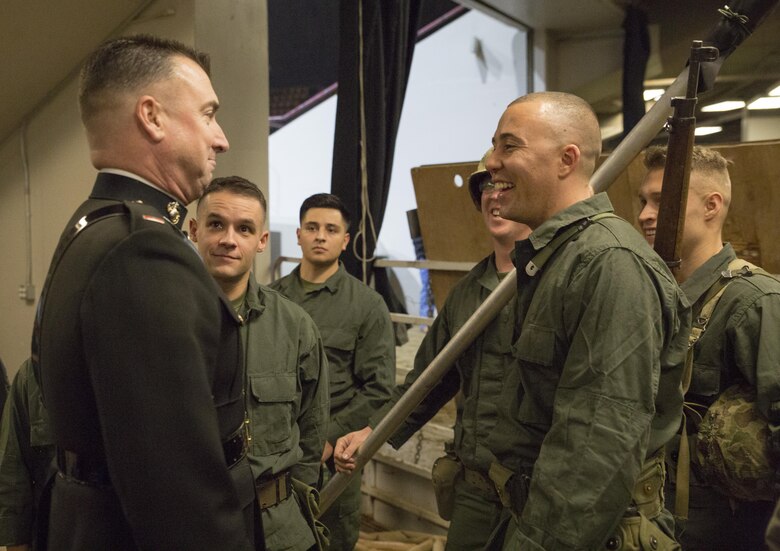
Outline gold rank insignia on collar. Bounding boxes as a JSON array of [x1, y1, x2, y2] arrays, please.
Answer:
[[166, 201, 181, 226]]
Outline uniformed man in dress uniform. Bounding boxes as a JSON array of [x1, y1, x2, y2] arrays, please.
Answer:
[[32, 35, 257, 550]]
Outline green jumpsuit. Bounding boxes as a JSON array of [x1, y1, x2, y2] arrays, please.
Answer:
[[669, 244, 780, 550], [371, 253, 513, 550], [271, 263, 395, 550], [241, 278, 330, 551], [487, 194, 690, 550]]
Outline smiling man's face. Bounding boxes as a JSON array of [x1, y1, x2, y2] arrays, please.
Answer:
[[486, 99, 565, 229]]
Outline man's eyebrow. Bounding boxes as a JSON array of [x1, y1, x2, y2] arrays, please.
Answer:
[[203, 100, 220, 113], [493, 132, 521, 145]]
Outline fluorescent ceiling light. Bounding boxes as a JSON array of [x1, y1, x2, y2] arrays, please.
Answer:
[[695, 126, 722, 136], [747, 97, 780, 110], [643, 89, 665, 101], [769, 84, 780, 96], [701, 100, 745, 112]]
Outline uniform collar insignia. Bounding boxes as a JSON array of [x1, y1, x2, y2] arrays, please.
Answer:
[[166, 202, 181, 226]]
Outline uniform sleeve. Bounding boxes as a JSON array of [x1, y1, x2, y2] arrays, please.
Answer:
[[292, 323, 329, 486], [511, 249, 663, 550], [327, 297, 396, 443], [81, 229, 252, 550], [370, 301, 461, 449], [0, 361, 35, 546], [729, 289, 780, 469]]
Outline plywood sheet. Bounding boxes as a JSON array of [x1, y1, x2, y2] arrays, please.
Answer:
[[410, 162, 491, 311], [605, 140, 780, 272], [412, 140, 780, 309]]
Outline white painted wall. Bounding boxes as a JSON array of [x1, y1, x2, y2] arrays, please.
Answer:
[[268, 10, 534, 314], [0, 0, 268, 378]]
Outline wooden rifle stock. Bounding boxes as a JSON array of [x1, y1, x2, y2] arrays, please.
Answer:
[[653, 41, 718, 270], [318, 0, 780, 516]]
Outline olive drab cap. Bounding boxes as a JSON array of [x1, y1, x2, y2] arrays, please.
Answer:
[[468, 147, 493, 211]]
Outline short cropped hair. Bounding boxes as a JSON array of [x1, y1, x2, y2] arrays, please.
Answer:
[[79, 34, 210, 124], [299, 193, 351, 227], [643, 145, 731, 174], [199, 176, 267, 215], [644, 145, 732, 208]]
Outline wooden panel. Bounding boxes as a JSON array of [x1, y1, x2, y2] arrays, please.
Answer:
[[410, 162, 492, 311], [605, 140, 780, 272], [411, 140, 780, 311]]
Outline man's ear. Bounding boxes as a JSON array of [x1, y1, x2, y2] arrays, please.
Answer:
[[189, 218, 199, 242], [703, 192, 724, 220], [258, 230, 270, 253], [559, 144, 581, 178], [342, 232, 351, 251], [296, 227, 302, 246], [136, 95, 164, 142]]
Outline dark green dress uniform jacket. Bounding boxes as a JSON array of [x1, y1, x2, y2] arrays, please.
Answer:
[[270, 263, 395, 445], [34, 172, 254, 550], [488, 194, 690, 550], [0, 359, 53, 549], [371, 253, 514, 475], [242, 278, 329, 551]]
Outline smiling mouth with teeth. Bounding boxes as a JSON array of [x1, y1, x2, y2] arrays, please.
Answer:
[[492, 182, 514, 191], [491, 208, 501, 216]]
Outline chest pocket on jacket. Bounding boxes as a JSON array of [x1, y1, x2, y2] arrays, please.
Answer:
[[688, 361, 721, 398], [322, 328, 356, 385], [513, 322, 555, 366], [511, 323, 557, 425], [249, 374, 297, 455]]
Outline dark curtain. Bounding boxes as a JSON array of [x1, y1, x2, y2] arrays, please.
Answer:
[[330, 0, 422, 282], [622, 5, 650, 138]]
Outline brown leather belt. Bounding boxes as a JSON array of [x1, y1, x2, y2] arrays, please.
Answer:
[[256, 470, 293, 510]]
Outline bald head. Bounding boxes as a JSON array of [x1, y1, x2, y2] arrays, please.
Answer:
[[509, 92, 602, 176], [486, 92, 602, 228]]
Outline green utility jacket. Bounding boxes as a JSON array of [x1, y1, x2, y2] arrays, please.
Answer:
[[488, 193, 690, 550], [0, 359, 54, 548], [681, 244, 780, 462], [241, 279, 329, 551], [371, 253, 514, 473], [271, 263, 395, 445]]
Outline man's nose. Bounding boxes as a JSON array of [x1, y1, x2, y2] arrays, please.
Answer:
[[219, 228, 238, 246], [638, 205, 654, 224], [485, 148, 499, 173], [214, 121, 230, 153]]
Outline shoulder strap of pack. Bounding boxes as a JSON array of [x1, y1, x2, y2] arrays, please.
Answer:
[[687, 256, 769, 362], [524, 212, 618, 277]]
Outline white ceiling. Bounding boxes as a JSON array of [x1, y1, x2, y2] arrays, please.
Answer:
[[0, 0, 152, 145]]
